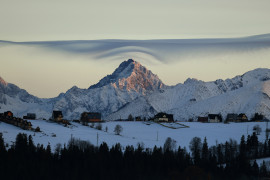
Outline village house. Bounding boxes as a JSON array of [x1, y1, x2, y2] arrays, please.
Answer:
[[23, 113, 36, 120], [197, 117, 208, 123], [237, 113, 248, 122], [226, 113, 238, 122], [4, 111, 13, 119], [208, 114, 222, 123], [51, 111, 63, 122], [135, 116, 142, 121], [80, 112, 101, 123], [154, 112, 174, 122]]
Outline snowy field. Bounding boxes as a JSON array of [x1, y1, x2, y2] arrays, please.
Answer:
[[0, 120, 269, 152]]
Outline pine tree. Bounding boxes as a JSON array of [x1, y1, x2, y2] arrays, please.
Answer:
[[0, 133, 6, 153], [240, 135, 246, 155], [217, 144, 224, 164], [201, 137, 209, 165], [260, 160, 267, 177], [252, 160, 259, 177]]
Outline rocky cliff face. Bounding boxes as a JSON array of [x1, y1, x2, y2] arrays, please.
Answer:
[[89, 59, 165, 94]]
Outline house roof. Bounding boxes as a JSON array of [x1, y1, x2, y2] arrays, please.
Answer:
[[238, 113, 247, 118], [208, 114, 222, 120]]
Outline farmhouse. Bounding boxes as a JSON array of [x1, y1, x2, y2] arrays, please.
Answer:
[[80, 112, 101, 123], [237, 113, 248, 122], [226, 113, 238, 122], [51, 111, 63, 122], [208, 114, 222, 123], [154, 112, 174, 122], [23, 113, 36, 120], [4, 111, 13, 119], [135, 116, 142, 121], [197, 117, 208, 123]]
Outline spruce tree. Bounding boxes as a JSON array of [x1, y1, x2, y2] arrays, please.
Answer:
[[201, 137, 209, 165]]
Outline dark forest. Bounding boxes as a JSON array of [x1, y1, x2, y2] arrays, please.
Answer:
[[0, 132, 270, 180]]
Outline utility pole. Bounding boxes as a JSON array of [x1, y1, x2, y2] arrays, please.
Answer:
[[247, 125, 249, 135], [156, 131, 158, 141]]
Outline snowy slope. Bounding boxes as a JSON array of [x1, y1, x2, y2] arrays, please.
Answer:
[[0, 120, 268, 151]]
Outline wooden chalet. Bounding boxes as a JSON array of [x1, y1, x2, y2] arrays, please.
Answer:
[[226, 113, 238, 122], [80, 112, 101, 123], [237, 113, 248, 122], [135, 116, 142, 121], [52, 111, 63, 122], [4, 111, 13, 119], [154, 113, 174, 122], [197, 117, 208, 123], [23, 113, 36, 120], [208, 114, 222, 123]]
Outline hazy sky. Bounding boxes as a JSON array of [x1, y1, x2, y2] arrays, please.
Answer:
[[1, 0, 270, 98], [1, 0, 270, 41]]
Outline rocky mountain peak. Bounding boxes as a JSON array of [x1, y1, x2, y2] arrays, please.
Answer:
[[0, 76, 8, 86], [89, 59, 165, 94]]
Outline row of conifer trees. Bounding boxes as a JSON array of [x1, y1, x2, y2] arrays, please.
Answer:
[[0, 132, 269, 180]]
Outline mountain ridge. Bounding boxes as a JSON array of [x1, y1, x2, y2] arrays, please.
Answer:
[[0, 61, 270, 121]]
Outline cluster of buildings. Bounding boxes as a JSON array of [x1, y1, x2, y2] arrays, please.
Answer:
[[0, 111, 33, 130], [197, 113, 267, 123], [2, 109, 266, 126], [50, 111, 102, 125]]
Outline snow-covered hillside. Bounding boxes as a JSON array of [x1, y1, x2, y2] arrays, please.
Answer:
[[0, 120, 268, 151], [0, 60, 270, 121]]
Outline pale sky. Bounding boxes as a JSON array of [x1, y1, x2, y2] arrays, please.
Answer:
[[1, 0, 270, 98], [1, 0, 270, 41]]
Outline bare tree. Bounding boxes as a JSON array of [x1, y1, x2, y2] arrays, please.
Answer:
[[95, 123, 102, 130], [253, 125, 262, 135], [114, 124, 123, 135], [189, 137, 202, 164]]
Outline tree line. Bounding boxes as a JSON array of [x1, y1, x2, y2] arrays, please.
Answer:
[[0, 132, 270, 180]]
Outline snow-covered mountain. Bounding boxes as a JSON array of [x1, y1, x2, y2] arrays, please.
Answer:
[[106, 68, 270, 121], [1, 60, 270, 121], [89, 59, 165, 93], [43, 59, 165, 119], [0, 76, 54, 118]]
